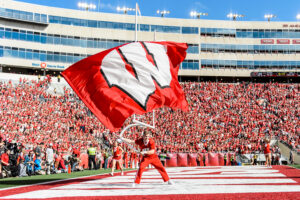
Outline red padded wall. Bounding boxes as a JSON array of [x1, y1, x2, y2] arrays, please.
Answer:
[[79, 153, 88, 169], [188, 153, 198, 166], [166, 153, 177, 167], [177, 153, 188, 167], [208, 153, 219, 166], [218, 153, 225, 166]]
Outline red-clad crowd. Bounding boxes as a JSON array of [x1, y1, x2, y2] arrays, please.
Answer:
[[152, 82, 299, 154], [0, 78, 299, 178]]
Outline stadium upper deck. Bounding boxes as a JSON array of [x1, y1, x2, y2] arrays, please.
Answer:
[[0, 0, 299, 80]]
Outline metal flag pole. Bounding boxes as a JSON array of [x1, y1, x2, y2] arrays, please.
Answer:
[[133, 3, 138, 121], [117, 3, 156, 152], [135, 3, 138, 42]]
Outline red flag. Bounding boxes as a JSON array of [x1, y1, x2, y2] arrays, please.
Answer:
[[62, 41, 188, 132]]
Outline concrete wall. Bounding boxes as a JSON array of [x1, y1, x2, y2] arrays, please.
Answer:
[[1, 0, 300, 76]]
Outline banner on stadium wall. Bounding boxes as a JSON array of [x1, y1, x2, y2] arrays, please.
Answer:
[[292, 39, 300, 44], [260, 39, 274, 44], [40, 62, 47, 69], [282, 24, 300, 28], [251, 72, 300, 77], [32, 62, 66, 69], [277, 39, 290, 44]]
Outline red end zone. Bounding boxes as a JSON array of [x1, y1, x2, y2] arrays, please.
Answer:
[[0, 166, 299, 200]]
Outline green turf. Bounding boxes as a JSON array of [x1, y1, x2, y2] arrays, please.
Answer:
[[0, 168, 133, 189], [290, 165, 300, 169]]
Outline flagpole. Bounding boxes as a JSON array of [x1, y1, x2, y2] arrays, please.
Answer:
[[133, 2, 138, 122], [135, 3, 138, 42]]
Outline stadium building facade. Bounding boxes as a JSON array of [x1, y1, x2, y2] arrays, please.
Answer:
[[0, 0, 299, 82]]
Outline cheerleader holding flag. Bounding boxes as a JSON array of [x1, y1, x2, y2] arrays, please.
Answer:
[[62, 41, 189, 184], [120, 129, 172, 186]]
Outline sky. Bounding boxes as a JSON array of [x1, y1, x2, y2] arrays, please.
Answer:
[[16, 0, 300, 22]]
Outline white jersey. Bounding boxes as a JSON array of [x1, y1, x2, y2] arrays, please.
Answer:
[[46, 148, 54, 162]]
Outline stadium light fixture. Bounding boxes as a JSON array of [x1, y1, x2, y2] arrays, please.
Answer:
[[117, 6, 135, 14], [190, 11, 208, 19], [157, 10, 170, 17], [264, 14, 276, 22], [227, 13, 244, 21], [78, 2, 96, 11]]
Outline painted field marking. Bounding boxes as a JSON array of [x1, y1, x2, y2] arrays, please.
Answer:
[[0, 166, 299, 199]]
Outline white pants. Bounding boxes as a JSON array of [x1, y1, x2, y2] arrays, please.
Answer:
[[46, 160, 54, 175]]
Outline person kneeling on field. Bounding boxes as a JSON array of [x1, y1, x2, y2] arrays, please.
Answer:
[[34, 155, 45, 175], [1, 149, 11, 178], [56, 155, 67, 173]]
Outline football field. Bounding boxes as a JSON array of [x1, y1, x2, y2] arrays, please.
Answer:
[[0, 166, 299, 200]]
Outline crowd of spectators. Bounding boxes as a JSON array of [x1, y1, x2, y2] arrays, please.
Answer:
[[153, 82, 299, 154], [0, 76, 298, 178]]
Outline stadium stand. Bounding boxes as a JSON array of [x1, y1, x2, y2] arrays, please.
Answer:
[[0, 73, 299, 178]]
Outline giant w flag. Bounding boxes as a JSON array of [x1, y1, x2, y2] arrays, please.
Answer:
[[62, 41, 188, 131]]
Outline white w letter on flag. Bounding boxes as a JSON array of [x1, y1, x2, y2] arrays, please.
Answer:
[[101, 42, 172, 110]]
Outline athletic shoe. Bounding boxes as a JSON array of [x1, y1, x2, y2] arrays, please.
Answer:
[[121, 172, 124, 176], [109, 173, 114, 176], [167, 180, 174, 185], [131, 183, 136, 187]]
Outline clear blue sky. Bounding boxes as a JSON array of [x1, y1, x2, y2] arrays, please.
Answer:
[[17, 0, 300, 22]]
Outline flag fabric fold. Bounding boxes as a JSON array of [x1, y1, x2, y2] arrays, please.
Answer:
[[62, 41, 188, 132]]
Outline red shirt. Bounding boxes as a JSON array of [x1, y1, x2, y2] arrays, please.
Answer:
[[135, 138, 156, 159], [1, 153, 9, 166], [264, 143, 271, 154], [113, 146, 122, 160], [58, 158, 66, 170], [73, 149, 80, 158]]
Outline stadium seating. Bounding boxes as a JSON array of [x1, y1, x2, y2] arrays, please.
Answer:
[[0, 75, 299, 177]]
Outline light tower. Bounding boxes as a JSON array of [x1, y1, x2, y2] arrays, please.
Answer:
[[264, 14, 276, 22], [190, 11, 208, 19], [227, 13, 244, 21], [77, 2, 96, 11], [117, 6, 135, 14], [157, 10, 170, 17]]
